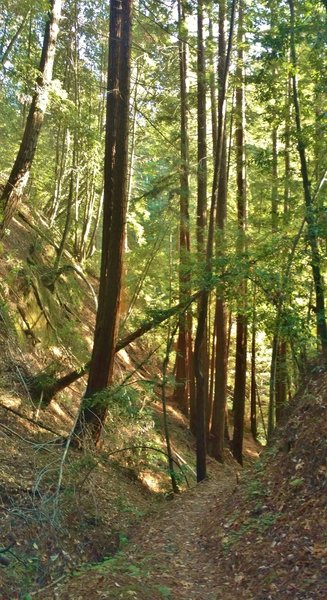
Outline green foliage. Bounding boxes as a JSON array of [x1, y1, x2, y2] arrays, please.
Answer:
[[245, 476, 267, 501], [156, 585, 172, 598], [289, 477, 304, 488], [221, 511, 281, 554], [0, 0, 325, 474], [0, 294, 18, 337]]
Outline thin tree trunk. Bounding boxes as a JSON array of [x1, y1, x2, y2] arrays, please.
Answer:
[[209, 0, 228, 463], [208, 17, 218, 152], [53, 143, 75, 272], [284, 72, 291, 221], [0, 0, 62, 235], [275, 78, 291, 422], [276, 340, 287, 422], [288, 0, 327, 358], [48, 124, 67, 224], [173, 0, 192, 416], [78, 169, 97, 261], [268, 332, 278, 439], [250, 284, 257, 440], [21, 12, 33, 128], [48, 41, 71, 225], [86, 190, 104, 259], [271, 127, 278, 231], [0, 10, 31, 67], [207, 304, 216, 435], [161, 320, 180, 494], [72, 0, 82, 257], [268, 104, 279, 437]]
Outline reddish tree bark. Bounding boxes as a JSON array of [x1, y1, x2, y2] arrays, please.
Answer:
[[190, 0, 208, 437], [209, 0, 228, 463], [232, 0, 248, 466], [194, 0, 237, 482], [173, 0, 192, 417], [72, 0, 133, 445]]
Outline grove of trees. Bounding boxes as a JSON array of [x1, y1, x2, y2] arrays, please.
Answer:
[[0, 0, 326, 480]]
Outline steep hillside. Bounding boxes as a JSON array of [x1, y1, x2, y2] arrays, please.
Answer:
[[202, 367, 327, 599], [0, 215, 193, 598]]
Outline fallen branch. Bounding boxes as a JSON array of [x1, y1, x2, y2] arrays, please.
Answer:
[[75, 444, 191, 492], [29, 574, 67, 596], [0, 422, 56, 448], [17, 210, 60, 252], [0, 403, 60, 436], [29, 289, 203, 405], [106, 444, 190, 485]]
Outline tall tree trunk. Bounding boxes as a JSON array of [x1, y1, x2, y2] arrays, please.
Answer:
[[268, 332, 278, 439], [0, 0, 62, 235], [209, 0, 228, 463], [275, 78, 291, 423], [191, 0, 207, 436], [283, 72, 291, 222], [72, 0, 133, 445], [72, 0, 82, 258], [48, 124, 68, 226], [276, 340, 287, 422], [21, 12, 33, 128], [86, 190, 104, 259], [271, 127, 278, 232], [78, 167, 97, 261], [194, 0, 237, 481], [268, 120, 279, 436], [53, 142, 75, 272], [232, 0, 247, 466], [173, 0, 192, 416], [208, 17, 218, 152], [250, 284, 257, 440], [288, 0, 327, 358]]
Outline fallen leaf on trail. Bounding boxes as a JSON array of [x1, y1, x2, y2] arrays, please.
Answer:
[[310, 544, 327, 558]]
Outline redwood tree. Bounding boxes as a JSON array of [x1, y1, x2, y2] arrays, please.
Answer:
[[194, 0, 237, 481], [209, 0, 229, 463], [173, 0, 193, 418], [191, 0, 207, 437], [73, 0, 133, 445], [232, 0, 247, 466]]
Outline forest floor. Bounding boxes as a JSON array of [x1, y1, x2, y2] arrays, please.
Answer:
[[1, 367, 326, 600], [0, 218, 326, 599], [38, 373, 327, 600], [39, 369, 327, 600]]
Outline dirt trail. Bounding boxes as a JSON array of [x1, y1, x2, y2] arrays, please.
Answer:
[[40, 458, 252, 600]]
